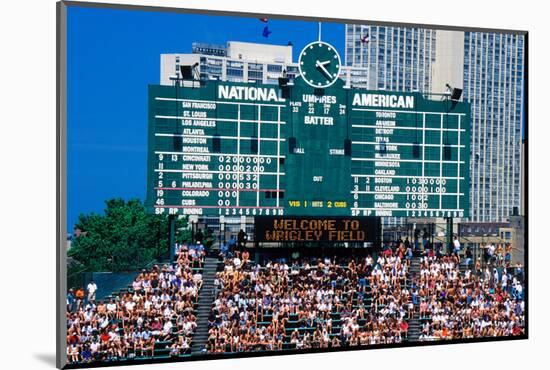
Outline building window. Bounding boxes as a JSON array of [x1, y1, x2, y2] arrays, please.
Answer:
[[267, 64, 282, 72]]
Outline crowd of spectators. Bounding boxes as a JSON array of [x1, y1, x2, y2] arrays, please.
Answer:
[[415, 253, 525, 341], [65, 230, 526, 362], [482, 243, 515, 268], [65, 243, 205, 364], [207, 245, 412, 353]]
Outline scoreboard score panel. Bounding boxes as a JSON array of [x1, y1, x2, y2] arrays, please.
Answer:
[[148, 81, 287, 217], [146, 77, 470, 218], [350, 94, 470, 218]]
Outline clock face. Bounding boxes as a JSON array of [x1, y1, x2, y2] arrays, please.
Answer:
[[298, 41, 342, 89]]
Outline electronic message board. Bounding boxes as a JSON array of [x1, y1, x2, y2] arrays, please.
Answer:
[[146, 70, 470, 219], [254, 216, 380, 243]]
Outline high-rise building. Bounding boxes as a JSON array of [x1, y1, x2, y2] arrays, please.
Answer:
[[344, 25, 437, 92], [462, 32, 524, 222], [345, 24, 525, 222]]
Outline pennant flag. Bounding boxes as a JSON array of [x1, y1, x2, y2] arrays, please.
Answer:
[[259, 17, 268, 23], [360, 33, 370, 44], [262, 26, 272, 38]]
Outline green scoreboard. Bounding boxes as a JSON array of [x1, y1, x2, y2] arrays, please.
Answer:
[[146, 42, 470, 219]]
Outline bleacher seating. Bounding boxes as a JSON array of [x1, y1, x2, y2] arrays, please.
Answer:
[[414, 254, 525, 341], [65, 244, 205, 364], [207, 252, 412, 353]]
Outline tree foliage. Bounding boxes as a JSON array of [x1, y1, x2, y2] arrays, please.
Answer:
[[69, 198, 190, 272]]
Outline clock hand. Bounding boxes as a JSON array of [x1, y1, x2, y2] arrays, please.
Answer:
[[319, 60, 331, 66], [315, 61, 331, 79], [317, 62, 332, 79]]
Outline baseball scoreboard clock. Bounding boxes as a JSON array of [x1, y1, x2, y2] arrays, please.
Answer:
[[299, 41, 341, 88], [146, 42, 470, 219]]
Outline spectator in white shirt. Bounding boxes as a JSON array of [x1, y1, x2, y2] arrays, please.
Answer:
[[87, 280, 98, 302]]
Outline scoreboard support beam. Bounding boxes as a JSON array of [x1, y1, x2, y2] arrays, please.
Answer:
[[169, 215, 176, 262], [446, 217, 454, 254]]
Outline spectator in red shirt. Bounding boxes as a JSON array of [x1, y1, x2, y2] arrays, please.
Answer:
[[100, 331, 110, 344]]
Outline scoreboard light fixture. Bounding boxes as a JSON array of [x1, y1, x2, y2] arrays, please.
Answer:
[[450, 87, 463, 109], [278, 77, 289, 87], [179, 62, 200, 80], [445, 83, 463, 109], [451, 87, 463, 102], [179, 65, 193, 79]]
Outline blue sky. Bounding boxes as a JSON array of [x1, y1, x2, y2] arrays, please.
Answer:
[[67, 6, 345, 231]]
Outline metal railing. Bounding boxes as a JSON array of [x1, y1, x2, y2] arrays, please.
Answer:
[[65, 258, 160, 292]]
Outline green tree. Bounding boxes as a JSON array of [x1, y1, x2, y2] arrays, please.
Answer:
[[69, 198, 189, 272]]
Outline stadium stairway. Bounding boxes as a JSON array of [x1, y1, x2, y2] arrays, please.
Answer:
[[458, 256, 470, 274], [191, 255, 220, 354], [407, 256, 421, 341]]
